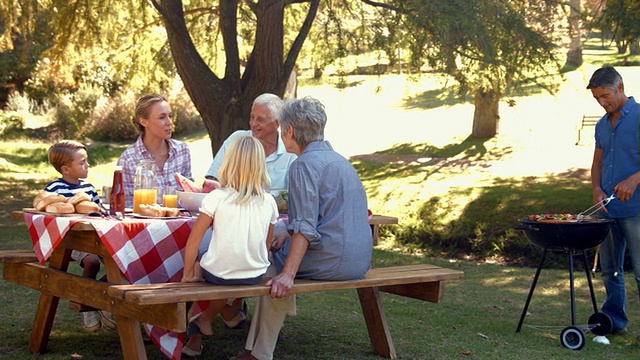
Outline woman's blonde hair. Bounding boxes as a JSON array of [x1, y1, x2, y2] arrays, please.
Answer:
[[132, 94, 168, 133], [217, 136, 270, 203]]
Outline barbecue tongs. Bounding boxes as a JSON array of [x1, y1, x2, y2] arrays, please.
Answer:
[[577, 194, 616, 221]]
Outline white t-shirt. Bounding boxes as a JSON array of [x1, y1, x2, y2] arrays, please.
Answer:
[[199, 187, 279, 280]]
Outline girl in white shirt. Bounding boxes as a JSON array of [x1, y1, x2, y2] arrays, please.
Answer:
[[182, 135, 279, 342]]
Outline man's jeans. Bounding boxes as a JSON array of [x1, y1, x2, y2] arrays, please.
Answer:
[[599, 215, 640, 332]]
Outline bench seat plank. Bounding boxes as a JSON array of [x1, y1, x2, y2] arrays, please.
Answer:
[[0, 249, 38, 263], [108, 264, 463, 305], [2, 262, 188, 332]]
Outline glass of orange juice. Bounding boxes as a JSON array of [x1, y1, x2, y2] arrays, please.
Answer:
[[162, 186, 178, 208], [133, 188, 158, 213]]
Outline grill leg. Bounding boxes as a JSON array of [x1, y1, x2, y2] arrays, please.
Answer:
[[516, 249, 548, 332], [569, 251, 576, 326], [580, 250, 600, 314]]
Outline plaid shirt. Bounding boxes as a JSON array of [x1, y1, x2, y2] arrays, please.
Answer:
[[117, 136, 193, 207]]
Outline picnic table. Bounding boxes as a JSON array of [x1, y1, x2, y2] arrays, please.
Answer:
[[2, 210, 463, 359]]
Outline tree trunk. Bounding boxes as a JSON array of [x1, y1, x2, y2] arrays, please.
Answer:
[[154, 0, 245, 155], [471, 88, 500, 138], [152, 0, 318, 155], [564, 0, 582, 67], [630, 39, 640, 55]]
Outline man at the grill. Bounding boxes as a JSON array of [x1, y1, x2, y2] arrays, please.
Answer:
[[588, 65, 640, 335]]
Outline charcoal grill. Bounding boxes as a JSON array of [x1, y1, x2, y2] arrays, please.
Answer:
[[514, 218, 613, 350]]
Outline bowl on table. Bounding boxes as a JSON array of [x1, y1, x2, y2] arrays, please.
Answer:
[[177, 191, 207, 214]]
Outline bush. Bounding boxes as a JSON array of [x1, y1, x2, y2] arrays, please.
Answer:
[[170, 86, 205, 136], [172, 101, 204, 135], [88, 89, 139, 142], [53, 84, 103, 139], [0, 112, 25, 139]]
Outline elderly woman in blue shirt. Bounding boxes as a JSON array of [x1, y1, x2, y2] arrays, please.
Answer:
[[232, 97, 372, 360]]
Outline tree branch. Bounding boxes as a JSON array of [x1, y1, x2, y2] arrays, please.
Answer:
[[359, 0, 402, 12], [284, 0, 320, 76]]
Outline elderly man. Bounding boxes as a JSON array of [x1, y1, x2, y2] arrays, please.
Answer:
[[233, 97, 373, 360], [205, 93, 297, 193]]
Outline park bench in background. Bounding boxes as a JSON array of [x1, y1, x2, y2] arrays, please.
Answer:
[[575, 115, 600, 145]]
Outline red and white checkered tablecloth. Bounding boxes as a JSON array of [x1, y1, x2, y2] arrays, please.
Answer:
[[23, 212, 197, 360]]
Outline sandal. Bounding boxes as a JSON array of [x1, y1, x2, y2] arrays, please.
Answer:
[[182, 344, 203, 357], [223, 309, 247, 329]]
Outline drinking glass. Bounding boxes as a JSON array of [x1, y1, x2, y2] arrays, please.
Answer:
[[162, 186, 178, 208]]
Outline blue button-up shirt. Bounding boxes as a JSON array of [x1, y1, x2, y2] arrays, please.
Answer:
[[595, 96, 640, 218], [273, 141, 372, 281]]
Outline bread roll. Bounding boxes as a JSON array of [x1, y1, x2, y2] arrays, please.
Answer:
[[163, 207, 180, 217], [34, 193, 68, 211], [45, 202, 75, 214], [139, 204, 165, 217], [68, 192, 91, 206], [33, 191, 57, 208], [75, 201, 100, 214]]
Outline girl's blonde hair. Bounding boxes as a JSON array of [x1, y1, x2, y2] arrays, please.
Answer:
[[217, 136, 270, 203]]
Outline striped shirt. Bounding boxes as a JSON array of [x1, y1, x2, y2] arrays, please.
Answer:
[[117, 136, 193, 207], [44, 179, 100, 204]]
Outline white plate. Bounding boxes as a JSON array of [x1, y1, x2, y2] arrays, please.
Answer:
[[130, 213, 184, 220], [22, 208, 86, 217]]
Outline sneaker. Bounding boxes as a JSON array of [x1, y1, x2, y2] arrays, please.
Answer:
[[82, 311, 101, 332], [99, 310, 117, 330]]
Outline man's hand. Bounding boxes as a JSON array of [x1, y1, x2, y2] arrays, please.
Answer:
[[202, 179, 221, 193], [266, 272, 295, 298], [592, 188, 609, 213], [614, 174, 640, 202], [270, 233, 289, 252]]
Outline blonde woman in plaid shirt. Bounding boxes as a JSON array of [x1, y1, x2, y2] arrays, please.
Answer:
[[117, 94, 193, 208]]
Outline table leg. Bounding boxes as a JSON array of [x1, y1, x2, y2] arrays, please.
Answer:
[[115, 316, 148, 360], [370, 224, 380, 246], [357, 287, 397, 359], [28, 246, 71, 353]]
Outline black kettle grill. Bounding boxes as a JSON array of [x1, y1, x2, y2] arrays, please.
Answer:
[[514, 218, 613, 350]]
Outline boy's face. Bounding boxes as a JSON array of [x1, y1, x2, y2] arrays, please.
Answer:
[[62, 149, 90, 181]]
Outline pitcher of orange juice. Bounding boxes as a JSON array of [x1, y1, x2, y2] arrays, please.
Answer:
[[133, 159, 158, 213]]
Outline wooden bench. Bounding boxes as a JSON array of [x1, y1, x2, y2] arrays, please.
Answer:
[[0, 249, 463, 359], [369, 214, 398, 245], [575, 115, 600, 145]]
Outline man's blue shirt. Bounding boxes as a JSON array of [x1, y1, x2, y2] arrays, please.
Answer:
[[595, 96, 640, 217]]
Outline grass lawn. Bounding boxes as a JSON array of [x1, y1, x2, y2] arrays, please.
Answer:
[[2, 47, 640, 358]]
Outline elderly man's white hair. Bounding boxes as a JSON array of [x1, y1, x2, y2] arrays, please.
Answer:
[[253, 93, 284, 121]]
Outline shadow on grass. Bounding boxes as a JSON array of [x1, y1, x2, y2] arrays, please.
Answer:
[[354, 139, 593, 267], [353, 136, 512, 184], [401, 78, 553, 111]]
